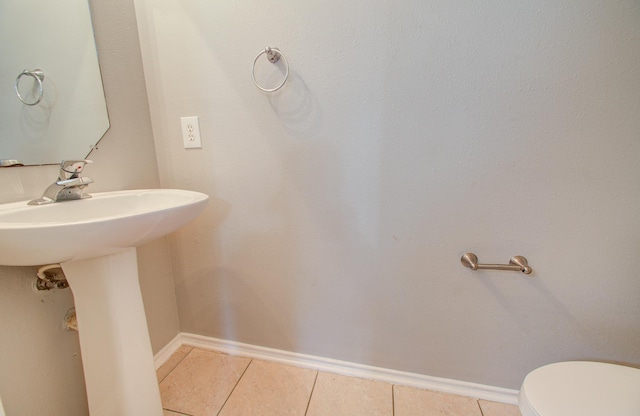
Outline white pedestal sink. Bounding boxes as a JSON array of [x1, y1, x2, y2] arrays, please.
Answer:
[[0, 189, 208, 415]]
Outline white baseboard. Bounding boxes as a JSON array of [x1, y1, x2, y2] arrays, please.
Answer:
[[155, 332, 518, 405], [153, 333, 184, 370]]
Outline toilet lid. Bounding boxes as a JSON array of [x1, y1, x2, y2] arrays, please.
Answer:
[[519, 361, 640, 416]]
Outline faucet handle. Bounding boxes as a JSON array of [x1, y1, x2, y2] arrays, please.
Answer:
[[60, 160, 93, 179]]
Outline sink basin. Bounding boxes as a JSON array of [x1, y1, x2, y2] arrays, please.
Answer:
[[0, 188, 208, 416], [0, 188, 208, 266]]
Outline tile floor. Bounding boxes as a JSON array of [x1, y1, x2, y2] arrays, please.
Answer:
[[157, 346, 522, 416]]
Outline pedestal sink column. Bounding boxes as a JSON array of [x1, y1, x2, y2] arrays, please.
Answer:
[[61, 248, 163, 416]]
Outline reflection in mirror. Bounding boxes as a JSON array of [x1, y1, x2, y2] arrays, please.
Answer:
[[0, 0, 109, 166]]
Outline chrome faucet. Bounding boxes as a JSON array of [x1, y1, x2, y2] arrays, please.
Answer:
[[28, 160, 94, 205]]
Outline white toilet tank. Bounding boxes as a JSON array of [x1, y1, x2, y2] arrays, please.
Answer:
[[519, 361, 640, 416]]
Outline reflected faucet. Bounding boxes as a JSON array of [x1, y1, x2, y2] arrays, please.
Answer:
[[28, 160, 94, 205]]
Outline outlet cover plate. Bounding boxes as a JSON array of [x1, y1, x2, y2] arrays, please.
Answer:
[[181, 116, 202, 149]]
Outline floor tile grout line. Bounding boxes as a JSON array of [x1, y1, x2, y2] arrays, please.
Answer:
[[158, 347, 194, 416], [163, 410, 194, 416], [391, 384, 395, 416], [477, 399, 485, 416], [303, 370, 320, 416], [215, 358, 254, 416], [158, 347, 195, 384], [159, 348, 196, 416]]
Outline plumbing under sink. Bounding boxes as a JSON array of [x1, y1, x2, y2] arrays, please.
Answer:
[[0, 188, 208, 415]]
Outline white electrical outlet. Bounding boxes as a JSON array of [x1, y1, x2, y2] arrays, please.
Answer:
[[181, 116, 202, 149]]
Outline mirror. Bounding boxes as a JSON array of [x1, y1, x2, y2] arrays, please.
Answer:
[[0, 0, 109, 166]]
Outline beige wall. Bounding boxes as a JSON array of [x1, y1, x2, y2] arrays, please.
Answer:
[[135, 0, 640, 389], [0, 0, 177, 414]]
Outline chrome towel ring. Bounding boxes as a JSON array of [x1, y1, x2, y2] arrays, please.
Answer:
[[252, 47, 289, 92], [15, 69, 45, 106]]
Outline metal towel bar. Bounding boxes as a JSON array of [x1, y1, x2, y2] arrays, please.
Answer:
[[461, 252, 532, 274]]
